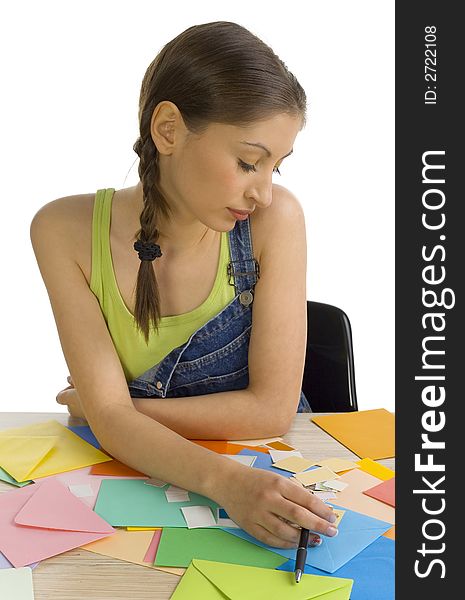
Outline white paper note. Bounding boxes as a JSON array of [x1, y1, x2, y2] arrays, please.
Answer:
[[181, 505, 217, 528]]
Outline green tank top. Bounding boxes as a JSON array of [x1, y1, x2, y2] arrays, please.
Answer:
[[90, 188, 236, 382]]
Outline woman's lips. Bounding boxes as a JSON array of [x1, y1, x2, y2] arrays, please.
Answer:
[[227, 208, 252, 220]]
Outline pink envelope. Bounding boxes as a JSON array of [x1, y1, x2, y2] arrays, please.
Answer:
[[0, 479, 114, 567], [363, 476, 395, 507]]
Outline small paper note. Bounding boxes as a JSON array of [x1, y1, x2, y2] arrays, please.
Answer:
[[144, 478, 168, 488], [313, 491, 337, 501], [68, 483, 94, 498], [272, 456, 316, 474], [0, 566, 34, 599], [323, 479, 349, 492], [294, 466, 338, 486], [266, 441, 296, 451], [181, 506, 217, 529], [216, 508, 240, 528], [316, 458, 359, 473], [165, 486, 190, 503], [332, 509, 346, 527], [268, 449, 303, 463]]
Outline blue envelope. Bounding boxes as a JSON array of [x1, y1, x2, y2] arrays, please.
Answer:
[[67, 426, 100, 449], [223, 504, 391, 573], [276, 535, 395, 600], [237, 449, 294, 478]]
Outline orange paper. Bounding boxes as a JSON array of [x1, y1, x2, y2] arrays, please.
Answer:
[[191, 441, 269, 455], [90, 460, 148, 478], [311, 409, 395, 459]]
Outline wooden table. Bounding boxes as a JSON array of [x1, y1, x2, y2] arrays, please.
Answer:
[[0, 412, 395, 600]]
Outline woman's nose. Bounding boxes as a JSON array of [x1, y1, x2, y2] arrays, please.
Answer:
[[246, 179, 273, 209]]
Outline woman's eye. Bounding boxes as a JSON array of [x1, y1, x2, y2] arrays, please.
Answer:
[[238, 159, 282, 175], [238, 159, 256, 173]]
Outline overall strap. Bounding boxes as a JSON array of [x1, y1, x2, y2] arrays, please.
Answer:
[[227, 217, 260, 305]]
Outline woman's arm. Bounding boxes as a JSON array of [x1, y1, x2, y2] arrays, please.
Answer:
[[30, 197, 339, 548], [58, 186, 307, 439]]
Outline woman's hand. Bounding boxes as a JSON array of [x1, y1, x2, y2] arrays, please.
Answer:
[[56, 376, 87, 420], [216, 465, 338, 548]]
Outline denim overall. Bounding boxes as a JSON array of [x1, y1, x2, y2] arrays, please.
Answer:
[[127, 217, 311, 413]]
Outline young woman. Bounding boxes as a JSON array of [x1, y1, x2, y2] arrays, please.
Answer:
[[30, 21, 339, 548]]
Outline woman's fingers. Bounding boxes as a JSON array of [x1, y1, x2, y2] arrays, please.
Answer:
[[275, 497, 339, 537], [281, 479, 338, 525]]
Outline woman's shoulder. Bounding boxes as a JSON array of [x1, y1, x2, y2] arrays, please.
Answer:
[[30, 192, 95, 269], [250, 183, 305, 263]]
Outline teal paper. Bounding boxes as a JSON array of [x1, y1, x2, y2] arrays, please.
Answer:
[[0, 467, 32, 487], [94, 479, 219, 527]]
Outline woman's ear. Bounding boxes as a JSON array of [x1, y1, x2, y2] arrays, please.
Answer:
[[150, 100, 187, 156]]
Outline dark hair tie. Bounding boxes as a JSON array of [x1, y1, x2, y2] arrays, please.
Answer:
[[133, 240, 163, 261]]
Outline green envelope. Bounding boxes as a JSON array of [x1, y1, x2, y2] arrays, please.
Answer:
[[154, 528, 286, 569], [171, 559, 353, 600], [94, 479, 219, 527]]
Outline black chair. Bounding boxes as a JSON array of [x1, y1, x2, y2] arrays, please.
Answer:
[[302, 301, 358, 412]]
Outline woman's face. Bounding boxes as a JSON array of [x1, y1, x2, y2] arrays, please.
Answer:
[[158, 112, 303, 232]]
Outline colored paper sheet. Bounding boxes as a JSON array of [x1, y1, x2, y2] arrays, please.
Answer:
[[223, 504, 391, 573], [0, 552, 38, 570], [90, 459, 148, 478], [94, 478, 218, 527], [181, 506, 216, 528], [0, 566, 34, 600], [80, 527, 183, 576], [316, 458, 359, 473], [191, 440, 269, 454], [143, 529, 162, 563], [272, 456, 317, 473], [277, 535, 395, 600], [154, 528, 286, 569], [0, 479, 114, 567], [228, 437, 283, 446], [0, 467, 32, 488], [67, 425, 100, 449], [0, 435, 58, 482], [384, 526, 395, 540], [237, 449, 294, 478], [356, 458, 395, 480], [294, 466, 338, 487], [363, 477, 395, 507], [311, 409, 395, 459], [14, 478, 114, 534], [266, 441, 296, 451], [332, 470, 395, 525], [0, 420, 111, 480], [170, 559, 353, 599]]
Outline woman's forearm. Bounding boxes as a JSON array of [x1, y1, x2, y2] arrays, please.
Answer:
[[92, 403, 242, 502], [131, 388, 292, 440]]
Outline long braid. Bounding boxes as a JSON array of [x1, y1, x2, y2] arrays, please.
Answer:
[[132, 134, 170, 343]]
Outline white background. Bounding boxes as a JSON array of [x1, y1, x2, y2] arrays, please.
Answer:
[[1, 0, 394, 413]]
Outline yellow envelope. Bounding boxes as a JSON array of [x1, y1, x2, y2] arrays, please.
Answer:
[[357, 458, 395, 480], [81, 528, 184, 576], [0, 435, 58, 482], [0, 420, 111, 480], [332, 469, 395, 525], [171, 559, 353, 599], [312, 409, 395, 459]]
